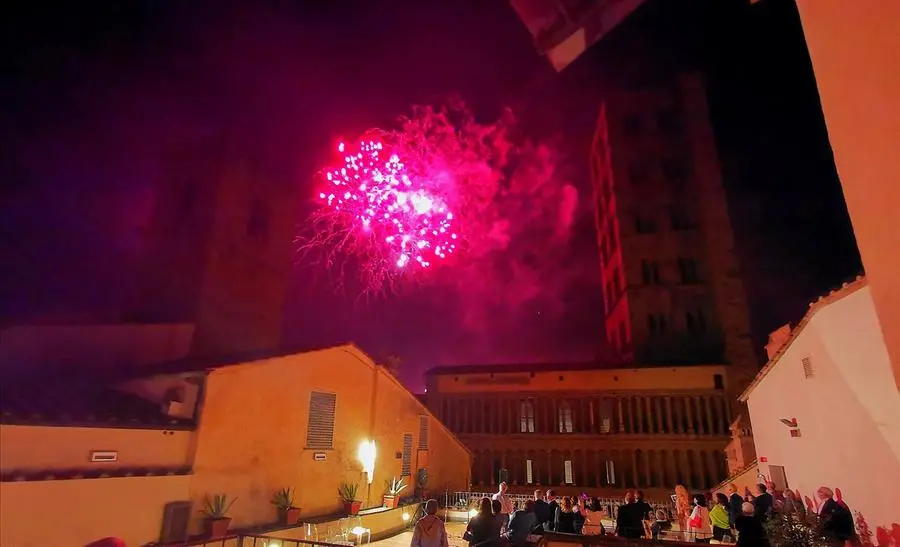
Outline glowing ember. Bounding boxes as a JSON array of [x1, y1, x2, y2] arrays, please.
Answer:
[[316, 140, 457, 270]]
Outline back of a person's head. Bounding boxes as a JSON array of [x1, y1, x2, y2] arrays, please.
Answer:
[[741, 502, 754, 515], [534, 489, 543, 500], [491, 498, 502, 514], [547, 489, 557, 499], [693, 494, 707, 507], [561, 497, 573, 512], [480, 497, 492, 514], [425, 499, 438, 515], [716, 493, 729, 506], [524, 499, 536, 512], [590, 497, 601, 511], [757, 483, 768, 493], [636, 490, 645, 501]]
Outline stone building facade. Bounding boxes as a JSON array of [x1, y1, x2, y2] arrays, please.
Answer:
[[591, 73, 759, 400], [425, 363, 732, 497]]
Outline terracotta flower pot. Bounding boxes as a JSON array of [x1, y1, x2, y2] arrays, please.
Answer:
[[204, 517, 231, 539], [278, 507, 302, 525], [383, 495, 399, 509], [344, 501, 362, 515]]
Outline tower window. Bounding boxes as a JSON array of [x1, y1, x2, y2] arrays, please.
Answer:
[[670, 204, 697, 230], [677, 258, 700, 284], [657, 109, 684, 136], [641, 260, 660, 285], [649, 314, 668, 336], [713, 374, 724, 390]]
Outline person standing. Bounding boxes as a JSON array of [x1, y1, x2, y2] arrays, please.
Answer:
[[543, 490, 560, 532], [491, 482, 513, 532], [751, 483, 774, 522], [710, 493, 732, 541], [817, 487, 858, 545], [725, 483, 744, 529], [505, 499, 538, 547], [411, 500, 449, 547]]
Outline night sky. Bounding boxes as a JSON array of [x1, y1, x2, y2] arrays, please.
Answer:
[[0, 0, 860, 390]]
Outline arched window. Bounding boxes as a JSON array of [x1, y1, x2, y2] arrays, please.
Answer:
[[558, 401, 573, 433], [519, 400, 535, 433]]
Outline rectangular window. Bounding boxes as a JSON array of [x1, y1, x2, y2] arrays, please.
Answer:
[[677, 258, 700, 284], [605, 460, 616, 485], [558, 403, 574, 433], [526, 459, 534, 485], [520, 401, 535, 433], [418, 416, 429, 450], [564, 460, 574, 485], [401, 433, 413, 477], [306, 392, 337, 449]]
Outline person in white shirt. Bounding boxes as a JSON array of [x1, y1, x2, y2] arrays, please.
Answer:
[[491, 482, 513, 532]]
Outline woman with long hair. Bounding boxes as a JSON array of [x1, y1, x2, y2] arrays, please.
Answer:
[[554, 497, 577, 534], [465, 497, 498, 547], [674, 485, 692, 539]]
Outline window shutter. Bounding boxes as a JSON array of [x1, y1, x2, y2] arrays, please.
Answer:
[[401, 433, 413, 477], [306, 392, 337, 449], [418, 416, 429, 450]]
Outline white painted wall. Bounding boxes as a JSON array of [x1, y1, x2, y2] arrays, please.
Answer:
[[746, 285, 900, 539]]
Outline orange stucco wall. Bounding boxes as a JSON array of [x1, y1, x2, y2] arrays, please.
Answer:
[[745, 285, 900, 537], [0, 424, 192, 472], [188, 345, 470, 534], [795, 0, 900, 390], [0, 474, 191, 547]]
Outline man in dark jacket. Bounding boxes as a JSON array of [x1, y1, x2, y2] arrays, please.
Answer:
[[725, 483, 744, 528], [817, 487, 857, 544], [752, 483, 774, 522]]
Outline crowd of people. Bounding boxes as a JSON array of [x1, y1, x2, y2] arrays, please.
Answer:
[[410, 481, 859, 547]]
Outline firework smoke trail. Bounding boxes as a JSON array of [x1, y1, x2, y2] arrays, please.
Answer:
[[297, 97, 580, 300]]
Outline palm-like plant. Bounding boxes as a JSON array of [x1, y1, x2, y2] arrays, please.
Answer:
[[338, 481, 360, 503], [271, 487, 295, 510], [202, 494, 236, 519], [385, 476, 408, 496]]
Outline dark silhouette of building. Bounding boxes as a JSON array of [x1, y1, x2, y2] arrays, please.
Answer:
[[591, 73, 758, 395], [130, 139, 297, 357]]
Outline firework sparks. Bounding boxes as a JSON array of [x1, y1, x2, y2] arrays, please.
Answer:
[[315, 139, 457, 272]]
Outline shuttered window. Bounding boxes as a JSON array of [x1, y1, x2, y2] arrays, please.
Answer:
[[306, 392, 337, 449], [401, 433, 413, 477], [418, 416, 429, 450]]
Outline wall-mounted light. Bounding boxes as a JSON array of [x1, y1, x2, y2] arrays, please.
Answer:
[[358, 440, 376, 484], [402, 513, 410, 522]]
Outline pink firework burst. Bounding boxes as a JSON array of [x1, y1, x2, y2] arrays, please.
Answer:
[[314, 139, 458, 275]]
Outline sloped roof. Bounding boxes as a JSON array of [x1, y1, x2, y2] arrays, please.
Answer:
[[738, 275, 867, 402], [0, 378, 193, 429]]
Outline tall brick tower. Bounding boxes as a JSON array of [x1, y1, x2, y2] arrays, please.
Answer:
[[591, 73, 759, 396], [130, 138, 298, 358]]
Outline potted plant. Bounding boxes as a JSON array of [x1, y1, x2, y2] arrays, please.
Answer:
[[201, 494, 236, 539], [338, 481, 362, 515], [383, 477, 408, 509], [271, 487, 302, 526]]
